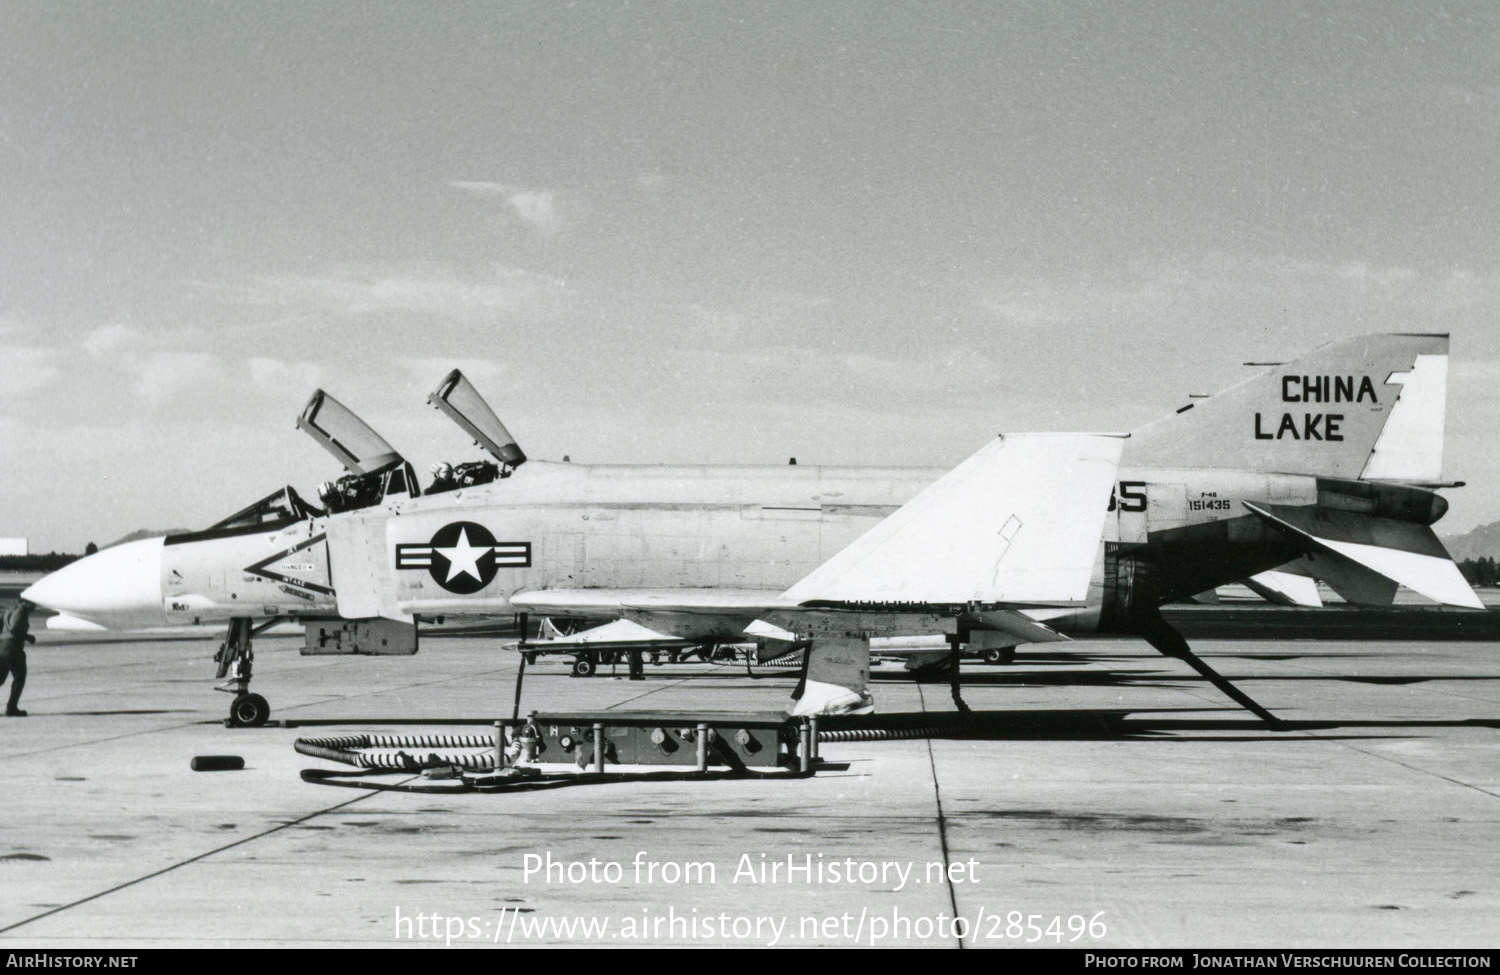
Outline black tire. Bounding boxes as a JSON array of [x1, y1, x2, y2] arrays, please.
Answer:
[[908, 661, 953, 683], [191, 755, 245, 772], [571, 656, 596, 678], [523, 652, 537, 665], [229, 693, 271, 728], [982, 647, 1016, 665]]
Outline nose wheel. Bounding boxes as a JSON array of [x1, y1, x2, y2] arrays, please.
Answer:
[[230, 693, 271, 728]]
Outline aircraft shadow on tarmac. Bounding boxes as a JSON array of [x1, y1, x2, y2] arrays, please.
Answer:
[[1009, 650, 1392, 664], [536, 657, 1497, 693], [246, 654, 1500, 742], [890, 669, 1500, 688], [826, 709, 1500, 743], [274, 707, 1500, 744]]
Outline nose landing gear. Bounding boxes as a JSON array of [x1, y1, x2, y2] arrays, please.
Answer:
[[214, 617, 282, 727]]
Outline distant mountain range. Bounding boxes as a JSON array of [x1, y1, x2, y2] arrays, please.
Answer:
[[1442, 520, 1500, 563]]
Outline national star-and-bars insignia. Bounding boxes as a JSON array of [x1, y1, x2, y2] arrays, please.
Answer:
[[394, 521, 531, 594]]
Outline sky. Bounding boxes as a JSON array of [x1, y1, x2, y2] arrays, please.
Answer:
[[2, 1, 1498, 551]]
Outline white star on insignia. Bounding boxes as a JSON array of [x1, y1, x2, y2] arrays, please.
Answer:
[[435, 528, 490, 584]]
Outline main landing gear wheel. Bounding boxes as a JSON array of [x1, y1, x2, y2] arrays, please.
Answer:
[[230, 693, 271, 728], [571, 655, 596, 678], [982, 647, 1016, 665]]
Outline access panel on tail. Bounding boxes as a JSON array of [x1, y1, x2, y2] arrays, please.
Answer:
[[1125, 333, 1449, 480]]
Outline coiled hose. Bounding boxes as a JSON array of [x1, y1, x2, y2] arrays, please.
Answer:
[[295, 717, 979, 772], [295, 732, 501, 771], [814, 722, 971, 742], [295, 731, 817, 793]]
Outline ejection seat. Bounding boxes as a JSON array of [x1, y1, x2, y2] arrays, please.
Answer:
[[296, 389, 419, 512]]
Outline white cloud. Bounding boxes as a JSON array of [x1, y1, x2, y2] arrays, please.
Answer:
[[450, 180, 559, 232], [449, 181, 509, 197], [225, 262, 570, 321], [399, 357, 512, 390], [975, 255, 1500, 353], [83, 324, 144, 357], [248, 357, 323, 398], [129, 352, 225, 405], [506, 188, 557, 229], [0, 346, 59, 395]]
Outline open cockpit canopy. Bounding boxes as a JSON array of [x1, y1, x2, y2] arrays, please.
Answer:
[[296, 390, 404, 476], [427, 369, 526, 469]]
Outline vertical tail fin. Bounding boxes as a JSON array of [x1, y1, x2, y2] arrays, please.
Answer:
[[1124, 333, 1449, 480]]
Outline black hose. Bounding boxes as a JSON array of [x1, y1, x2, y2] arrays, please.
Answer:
[[295, 717, 978, 794], [300, 764, 813, 793]]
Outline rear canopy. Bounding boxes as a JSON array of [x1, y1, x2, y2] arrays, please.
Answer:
[[427, 369, 527, 467]]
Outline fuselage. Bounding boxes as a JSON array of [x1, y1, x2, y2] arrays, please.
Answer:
[[26, 458, 1441, 637]]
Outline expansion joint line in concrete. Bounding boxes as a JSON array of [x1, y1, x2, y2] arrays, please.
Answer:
[[916, 684, 965, 950], [0, 665, 522, 763], [2, 715, 233, 762], [1320, 735, 1500, 803], [1164, 655, 1500, 801], [0, 779, 412, 935], [605, 678, 693, 710]]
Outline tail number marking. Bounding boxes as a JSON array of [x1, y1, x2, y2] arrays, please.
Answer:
[[1108, 481, 1148, 513]]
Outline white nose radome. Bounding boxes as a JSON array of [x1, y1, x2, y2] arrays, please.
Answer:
[[22, 537, 168, 630]]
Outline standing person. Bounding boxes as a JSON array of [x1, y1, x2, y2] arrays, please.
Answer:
[[1, 600, 36, 717]]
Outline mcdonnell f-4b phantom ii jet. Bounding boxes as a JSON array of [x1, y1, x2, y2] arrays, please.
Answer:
[[23, 333, 1481, 726]]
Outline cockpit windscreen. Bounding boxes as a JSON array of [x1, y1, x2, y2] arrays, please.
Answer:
[[208, 486, 322, 531]]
